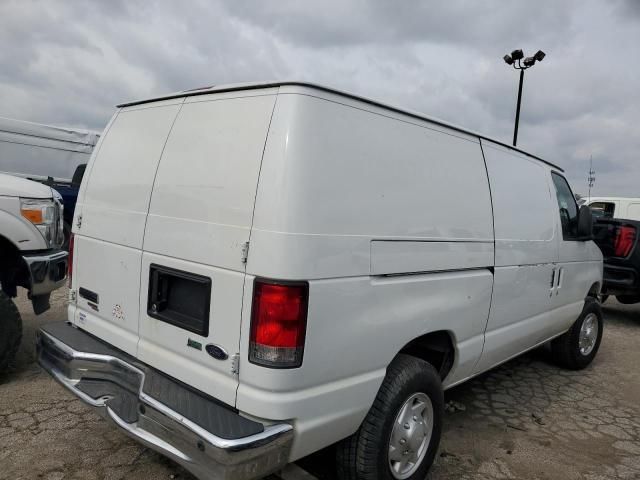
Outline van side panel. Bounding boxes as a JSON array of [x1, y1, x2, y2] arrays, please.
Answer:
[[250, 90, 494, 279], [240, 90, 494, 459], [475, 141, 558, 373], [138, 92, 277, 406], [238, 270, 493, 460], [72, 103, 182, 355], [370, 240, 493, 275]]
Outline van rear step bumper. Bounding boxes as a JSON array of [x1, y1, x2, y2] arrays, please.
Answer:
[[36, 322, 293, 480]]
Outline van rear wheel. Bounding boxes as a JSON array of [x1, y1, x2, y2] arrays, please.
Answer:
[[551, 297, 603, 370], [0, 291, 22, 374], [336, 354, 443, 480]]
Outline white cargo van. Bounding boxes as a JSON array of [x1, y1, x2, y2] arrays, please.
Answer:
[[37, 82, 603, 480]]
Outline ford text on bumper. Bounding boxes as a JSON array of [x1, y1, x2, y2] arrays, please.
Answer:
[[36, 322, 293, 480]]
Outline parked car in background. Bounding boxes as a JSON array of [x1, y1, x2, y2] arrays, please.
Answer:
[[0, 116, 100, 249], [586, 196, 640, 221], [0, 173, 67, 373], [37, 82, 603, 480], [592, 216, 640, 304]]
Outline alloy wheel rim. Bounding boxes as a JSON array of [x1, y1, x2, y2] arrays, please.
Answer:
[[388, 392, 433, 479], [579, 313, 599, 356]]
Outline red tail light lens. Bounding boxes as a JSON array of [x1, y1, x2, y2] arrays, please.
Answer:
[[68, 233, 75, 287], [614, 225, 636, 258], [249, 280, 308, 368]]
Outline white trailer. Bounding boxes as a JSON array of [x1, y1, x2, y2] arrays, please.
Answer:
[[0, 116, 100, 182]]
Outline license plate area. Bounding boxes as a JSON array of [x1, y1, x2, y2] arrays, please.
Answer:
[[147, 264, 212, 336]]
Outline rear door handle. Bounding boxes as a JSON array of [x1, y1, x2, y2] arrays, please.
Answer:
[[79, 287, 99, 304]]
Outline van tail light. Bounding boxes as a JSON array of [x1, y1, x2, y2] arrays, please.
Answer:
[[68, 233, 74, 287], [614, 225, 636, 258], [249, 280, 308, 368]]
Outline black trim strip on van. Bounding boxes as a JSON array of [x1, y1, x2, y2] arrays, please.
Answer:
[[376, 266, 494, 278], [116, 81, 563, 173]]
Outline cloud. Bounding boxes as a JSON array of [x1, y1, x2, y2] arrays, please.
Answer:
[[0, 0, 638, 195], [221, 1, 577, 50]]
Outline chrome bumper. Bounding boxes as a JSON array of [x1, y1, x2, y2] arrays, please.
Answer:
[[36, 324, 293, 480], [22, 249, 68, 296]]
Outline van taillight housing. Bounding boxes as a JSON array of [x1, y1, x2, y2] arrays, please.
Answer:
[[614, 225, 636, 258], [249, 280, 308, 368], [68, 233, 75, 287]]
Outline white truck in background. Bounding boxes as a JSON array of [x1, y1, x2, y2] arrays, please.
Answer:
[[0, 173, 67, 373], [585, 196, 640, 221], [0, 116, 100, 249]]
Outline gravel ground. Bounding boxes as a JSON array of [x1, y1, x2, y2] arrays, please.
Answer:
[[1, 288, 639, 480]]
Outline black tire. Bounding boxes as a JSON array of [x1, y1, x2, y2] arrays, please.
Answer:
[[0, 291, 23, 374], [336, 354, 444, 480], [551, 297, 603, 370], [615, 294, 640, 305]]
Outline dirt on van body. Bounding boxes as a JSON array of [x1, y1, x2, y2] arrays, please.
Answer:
[[1, 289, 639, 480]]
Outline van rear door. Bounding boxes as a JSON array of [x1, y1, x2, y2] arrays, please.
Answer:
[[71, 101, 182, 355], [138, 90, 277, 407]]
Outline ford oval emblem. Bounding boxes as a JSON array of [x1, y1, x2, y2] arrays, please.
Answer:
[[205, 344, 228, 361]]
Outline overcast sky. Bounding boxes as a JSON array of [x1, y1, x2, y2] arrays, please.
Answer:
[[1, 0, 639, 196]]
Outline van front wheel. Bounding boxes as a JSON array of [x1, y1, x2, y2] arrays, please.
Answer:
[[336, 354, 443, 480], [551, 297, 603, 370]]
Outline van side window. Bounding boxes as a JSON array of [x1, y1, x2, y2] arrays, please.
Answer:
[[551, 173, 578, 239], [589, 201, 615, 219]]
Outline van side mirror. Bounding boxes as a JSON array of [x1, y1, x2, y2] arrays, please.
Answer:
[[577, 205, 593, 240]]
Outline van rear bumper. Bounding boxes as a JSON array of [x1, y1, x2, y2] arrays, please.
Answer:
[[36, 322, 293, 480]]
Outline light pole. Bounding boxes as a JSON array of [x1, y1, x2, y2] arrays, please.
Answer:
[[503, 49, 546, 146], [588, 155, 596, 201]]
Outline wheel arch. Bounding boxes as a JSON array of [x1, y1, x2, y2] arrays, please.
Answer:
[[0, 233, 21, 256], [0, 234, 31, 297], [397, 330, 456, 382], [587, 281, 601, 298]]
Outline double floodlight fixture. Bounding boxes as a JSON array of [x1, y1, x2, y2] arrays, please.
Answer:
[[504, 48, 546, 70], [502, 48, 547, 146]]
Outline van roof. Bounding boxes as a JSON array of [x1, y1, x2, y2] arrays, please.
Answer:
[[117, 81, 563, 172]]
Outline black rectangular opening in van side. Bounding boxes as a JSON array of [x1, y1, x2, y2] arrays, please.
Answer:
[[79, 287, 99, 304], [147, 264, 212, 337]]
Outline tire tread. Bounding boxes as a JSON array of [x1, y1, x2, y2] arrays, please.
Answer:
[[0, 291, 22, 374], [551, 297, 602, 370], [336, 354, 443, 480]]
